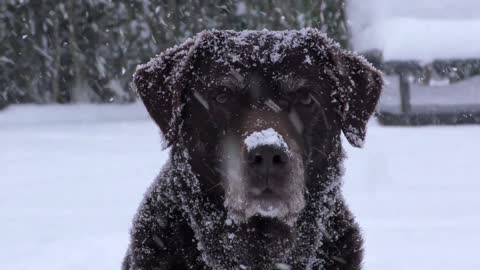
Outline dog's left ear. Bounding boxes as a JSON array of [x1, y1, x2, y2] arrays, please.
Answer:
[[330, 51, 383, 148], [132, 39, 198, 148]]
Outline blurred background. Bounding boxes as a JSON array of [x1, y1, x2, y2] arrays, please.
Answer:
[[2, 0, 480, 125], [1, 1, 479, 270]]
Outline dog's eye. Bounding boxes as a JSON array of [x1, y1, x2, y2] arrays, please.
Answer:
[[216, 93, 229, 104], [299, 93, 312, 105]]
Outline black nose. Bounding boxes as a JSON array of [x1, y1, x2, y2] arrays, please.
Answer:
[[247, 145, 288, 174]]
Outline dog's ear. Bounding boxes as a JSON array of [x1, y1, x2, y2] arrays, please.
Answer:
[[133, 40, 196, 148], [330, 51, 383, 147]]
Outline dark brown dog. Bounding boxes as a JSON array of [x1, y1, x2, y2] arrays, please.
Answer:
[[123, 29, 382, 270]]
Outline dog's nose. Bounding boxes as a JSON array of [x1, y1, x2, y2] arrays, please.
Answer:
[[247, 145, 288, 174]]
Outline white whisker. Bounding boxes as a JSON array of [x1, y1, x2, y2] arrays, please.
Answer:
[[265, 98, 282, 113], [193, 90, 209, 110]]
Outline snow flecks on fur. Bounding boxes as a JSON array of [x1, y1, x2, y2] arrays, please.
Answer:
[[127, 29, 372, 270], [343, 124, 366, 148], [275, 262, 293, 270], [304, 55, 312, 65], [244, 128, 290, 154], [136, 28, 342, 84]]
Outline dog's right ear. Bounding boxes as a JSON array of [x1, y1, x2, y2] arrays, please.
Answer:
[[330, 51, 383, 148], [133, 40, 196, 148]]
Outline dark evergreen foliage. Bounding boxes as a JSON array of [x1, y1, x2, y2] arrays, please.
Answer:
[[0, 0, 349, 105]]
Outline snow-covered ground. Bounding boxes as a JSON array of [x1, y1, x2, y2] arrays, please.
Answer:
[[1, 104, 479, 270]]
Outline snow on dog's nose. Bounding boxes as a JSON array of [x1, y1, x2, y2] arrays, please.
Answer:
[[243, 128, 293, 218], [244, 128, 291, 155], [244, 128, 291, 187], [222, 127, 305, 225]]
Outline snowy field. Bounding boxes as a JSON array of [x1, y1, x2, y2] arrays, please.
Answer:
[[1, 104, 479, 270]]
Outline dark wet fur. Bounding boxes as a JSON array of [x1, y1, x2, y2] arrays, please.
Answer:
[[123, 29, 382, 270]]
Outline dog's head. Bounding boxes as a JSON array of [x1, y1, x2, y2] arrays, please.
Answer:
[[134, 29, 382, 225]]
